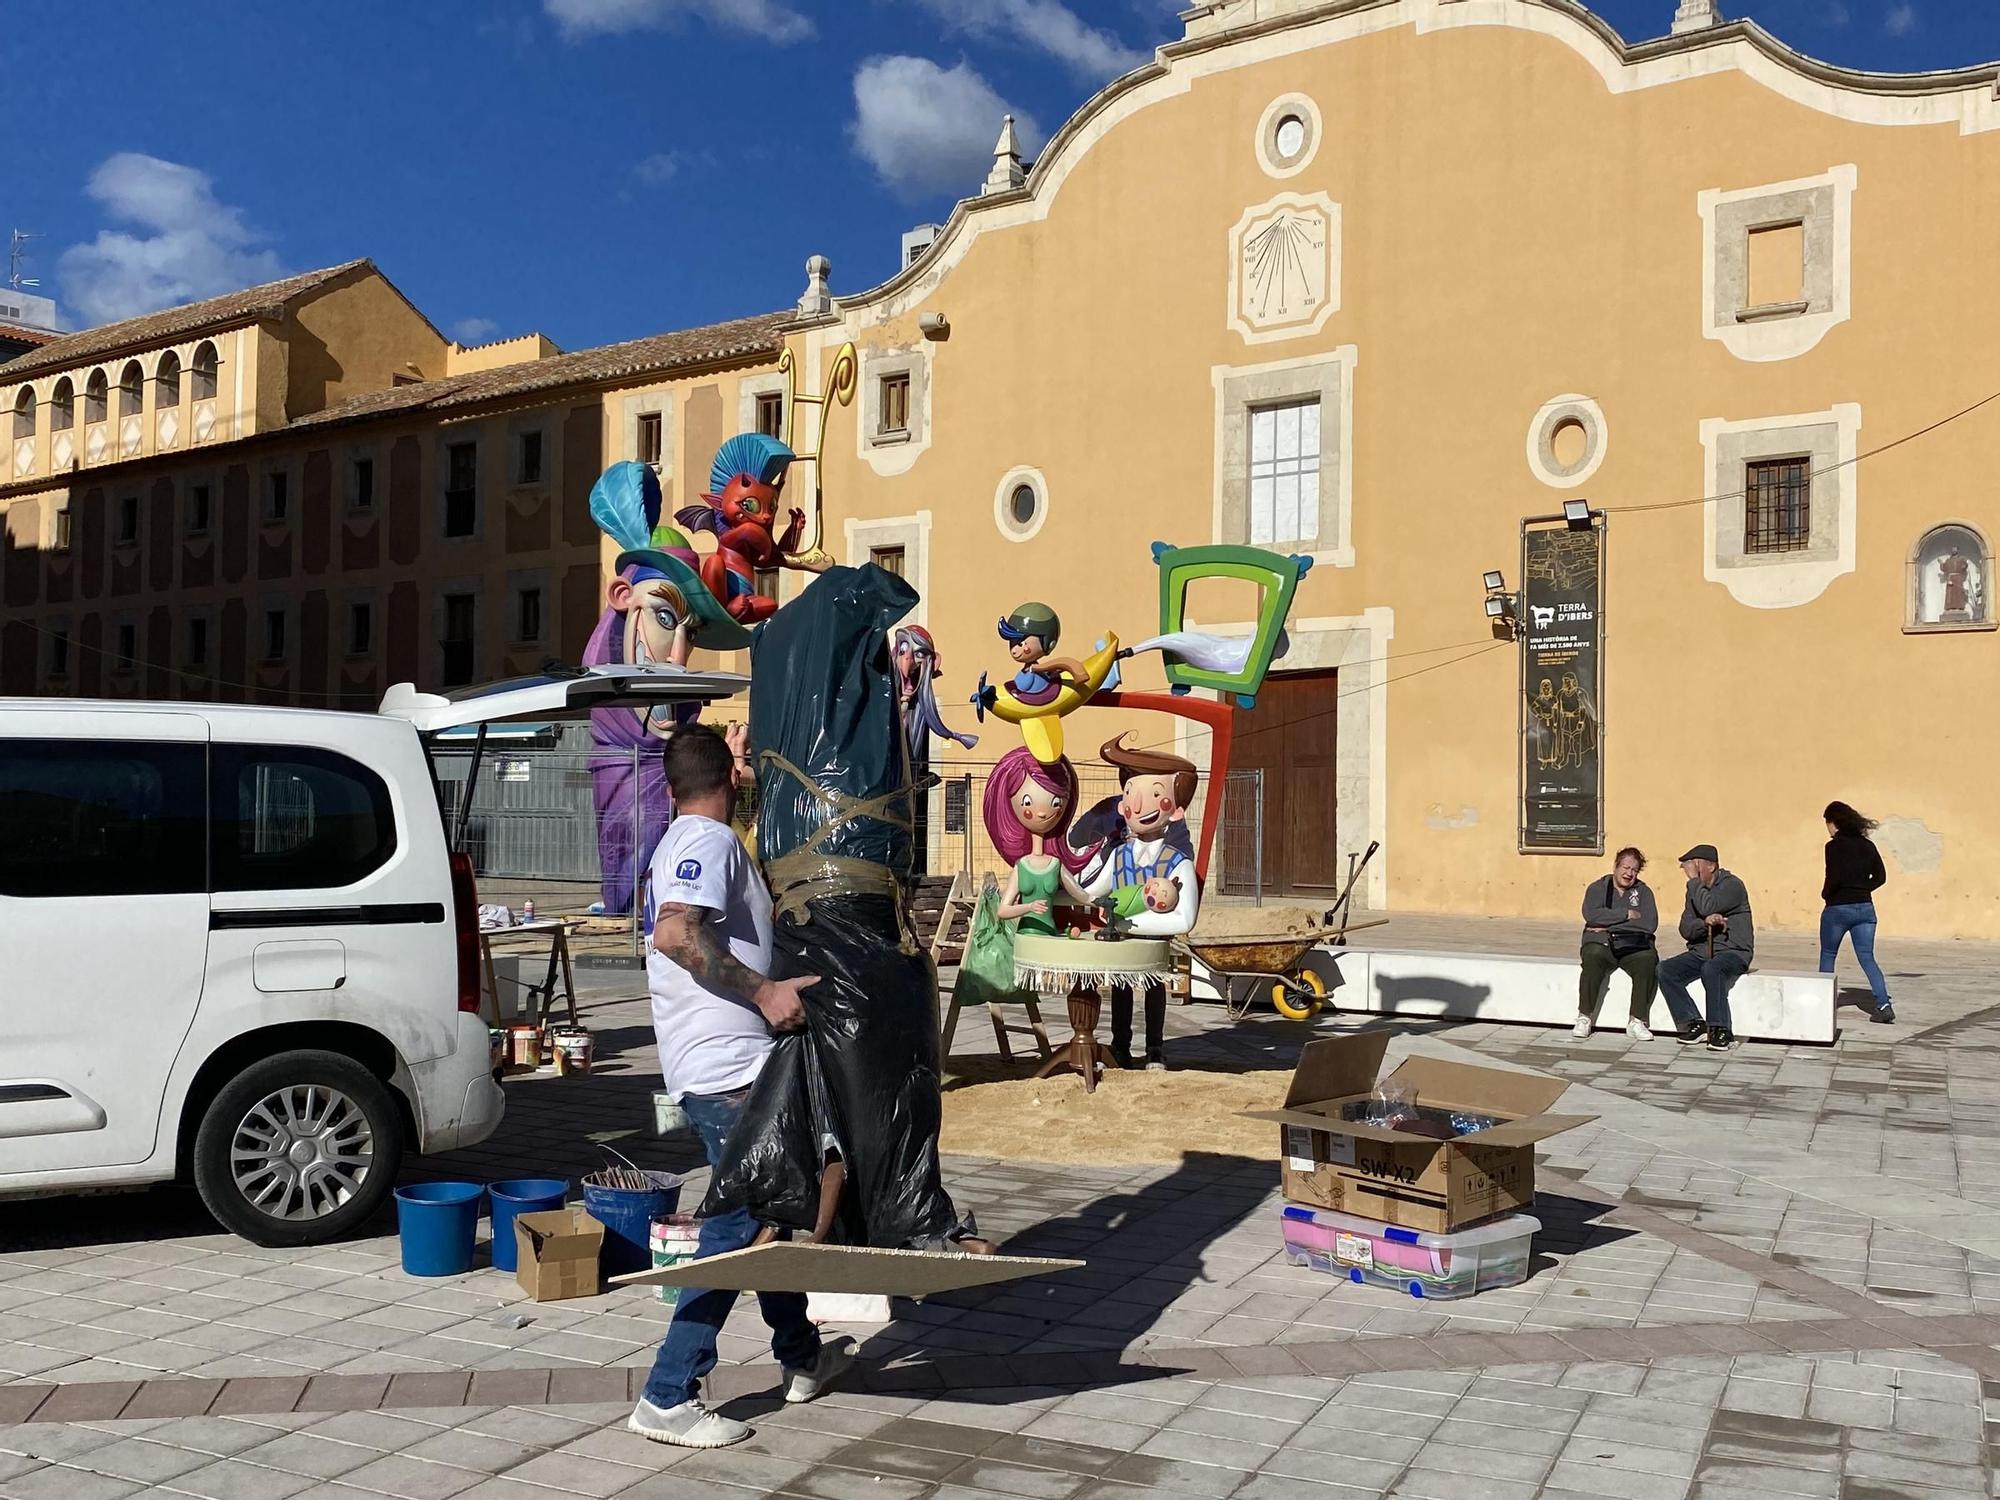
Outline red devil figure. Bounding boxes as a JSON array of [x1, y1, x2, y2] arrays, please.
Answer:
[[675, 432, 826, 623]]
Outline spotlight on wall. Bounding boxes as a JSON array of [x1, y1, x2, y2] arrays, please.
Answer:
[[1482, 569, 1520, 641], [918, 311, 950, 340], [1563, 498, 1594, 530], [1482, 596, 1508, 619], [1482, 569, 1505, 592]]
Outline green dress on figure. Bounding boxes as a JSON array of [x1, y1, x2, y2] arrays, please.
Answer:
[[1013, 858, 1063, 937]]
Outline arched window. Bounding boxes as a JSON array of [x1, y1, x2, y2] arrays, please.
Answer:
[[12, 386, 35, 440], [119, 361, 144, 419], [192, 341, 219, 402], [84, 369, 107, 424], [1909, 523, 1992, 630], [51, 378, 74, 432], [156, 350, 182, 407]]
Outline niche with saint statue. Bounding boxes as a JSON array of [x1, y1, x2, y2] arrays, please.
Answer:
[[1907, 523, 1992, 632]]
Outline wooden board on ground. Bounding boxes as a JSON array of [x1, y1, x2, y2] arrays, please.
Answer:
[[608, 1242, 1084, 1296]]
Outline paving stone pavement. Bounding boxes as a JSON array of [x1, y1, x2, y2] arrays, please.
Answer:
[[5, 915, 1999, 1498]]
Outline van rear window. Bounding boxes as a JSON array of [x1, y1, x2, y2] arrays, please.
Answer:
[[211, 745, 396, 892], [0, 740, 207, 897]]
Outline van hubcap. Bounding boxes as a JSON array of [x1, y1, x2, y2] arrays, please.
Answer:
[[231, 1086, 374, 1221]]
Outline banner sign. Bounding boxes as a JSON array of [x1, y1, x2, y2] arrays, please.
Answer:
[[1519, 520, 1604, 853]]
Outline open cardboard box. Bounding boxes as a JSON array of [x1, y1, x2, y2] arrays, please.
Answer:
[[514, 1207, 606, 1302], [1242, 1032, 1595, 1232]]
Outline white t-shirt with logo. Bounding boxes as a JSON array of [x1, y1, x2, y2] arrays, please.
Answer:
[[647, 814, 775, 1102]]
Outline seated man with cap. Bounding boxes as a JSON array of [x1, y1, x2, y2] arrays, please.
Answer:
[[1656, 844, 1754, 1051]]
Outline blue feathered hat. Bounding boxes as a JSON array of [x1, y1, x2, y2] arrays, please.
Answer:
[[588, 461, 751, 650], [708, 432, 794, 496]]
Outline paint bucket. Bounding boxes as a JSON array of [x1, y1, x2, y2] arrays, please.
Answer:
[[507, 1025, 541, 1069], [393, 1182, 484, 1277], [487, 1178, 569, 1273], [650, 1090, 688, 1138], [582, 1171, 682, 1277], [552, 1029, 595, 1077], [648, 1214, 702, 1307]]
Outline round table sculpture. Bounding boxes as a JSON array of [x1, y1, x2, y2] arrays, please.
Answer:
[[1014, 932, 1175, 1092]]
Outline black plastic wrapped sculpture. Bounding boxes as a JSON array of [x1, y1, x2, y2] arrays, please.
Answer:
[[700, 563, 972, 1249]]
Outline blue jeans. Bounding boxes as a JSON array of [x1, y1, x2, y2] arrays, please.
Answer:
[[641, 1085, 819, 1409], [1656, 948, 1749, 1031], [1820, 902, 1890, 1005]]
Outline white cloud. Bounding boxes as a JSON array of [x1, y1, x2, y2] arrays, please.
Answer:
[[1884, 1, 1917, 35], [851, 56, 1044, 199], [453, 317, 500, 343], [634, 151, 682, 184], [57, 154, 283, 327], [544, 0, 813, 43], [912, 0, 1149, 80]]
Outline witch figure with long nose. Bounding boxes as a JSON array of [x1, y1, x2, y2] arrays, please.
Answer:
[[893, 625, 977, 873]]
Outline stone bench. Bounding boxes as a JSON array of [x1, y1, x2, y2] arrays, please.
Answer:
[[1189, 944, 1836, 1044]]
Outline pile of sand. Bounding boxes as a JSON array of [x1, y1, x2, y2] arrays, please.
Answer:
[[1187, 905, 1325, 942], [939, 1063, 1288, 1165]]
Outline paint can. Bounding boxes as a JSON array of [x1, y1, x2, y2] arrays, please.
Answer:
[[552, 1029, 594, 1077], [506, 1024, 541, 1070], [648, 1214, 701, 1307], [651, 1090, 688, 1138]]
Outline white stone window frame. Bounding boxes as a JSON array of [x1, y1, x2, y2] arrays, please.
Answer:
[[842, 511, 931, 624], [1175, 609, 1394, 911], [623, 392, 672, 478], [993, 466, 1050, 544], [1211, 347, 1357, 569], [1700, 403, 1861, 609], [1906, 521, 1995, 635], [1255, 93, 1323, 180], [1699, 165, 1855, 364], [1525, 394, 1608, 490], [737, 372, 789, 445], [855, 341, 932, 477]]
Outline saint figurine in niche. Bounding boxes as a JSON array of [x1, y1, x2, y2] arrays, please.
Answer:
[[1939, 547, 1972, 619]]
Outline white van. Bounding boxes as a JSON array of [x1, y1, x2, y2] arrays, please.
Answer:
[[0, 666, 743, 1246]]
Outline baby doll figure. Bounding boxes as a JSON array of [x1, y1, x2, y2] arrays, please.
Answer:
[[1096, 874, 1182, 925]]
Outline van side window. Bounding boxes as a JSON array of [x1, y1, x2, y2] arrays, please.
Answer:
[[0, 740, 206, 897], [211, 745, 396, 891]]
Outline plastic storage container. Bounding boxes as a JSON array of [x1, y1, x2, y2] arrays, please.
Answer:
[[1281, 1204, 1538, 1299]]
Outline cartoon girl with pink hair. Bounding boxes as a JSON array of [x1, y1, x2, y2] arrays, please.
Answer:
[[982, 745, 1094, 936]]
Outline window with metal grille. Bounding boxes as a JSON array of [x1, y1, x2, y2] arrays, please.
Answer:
[[445, 441, 478, 536], [1247, 399, 1320, 545], [1744, 457, 1811, 554], [636, 411, 663, 465], [879, 372, 910, 435]]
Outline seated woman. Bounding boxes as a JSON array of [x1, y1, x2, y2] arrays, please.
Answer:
[[1577, 846, 1660, 1041]]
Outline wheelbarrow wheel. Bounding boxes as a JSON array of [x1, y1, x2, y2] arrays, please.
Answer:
[[1270, 968, 1327, 1021]]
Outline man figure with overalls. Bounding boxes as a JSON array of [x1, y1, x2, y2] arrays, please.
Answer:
[[1078, 735, 1200, 1069]]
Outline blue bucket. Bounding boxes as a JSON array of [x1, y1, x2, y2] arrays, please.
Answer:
[[488, 1178, 569, 1272], [394, 1182, 485, 1277], [583, 1174, 682, 1277]]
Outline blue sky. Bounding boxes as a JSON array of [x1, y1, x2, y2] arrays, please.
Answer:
[[1, 0, 1992, 351]]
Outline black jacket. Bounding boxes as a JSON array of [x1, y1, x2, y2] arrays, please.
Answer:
[[1823, 832, 1887, 906]]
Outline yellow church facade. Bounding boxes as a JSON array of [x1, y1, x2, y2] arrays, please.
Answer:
[[772, 0, 2000, 941]]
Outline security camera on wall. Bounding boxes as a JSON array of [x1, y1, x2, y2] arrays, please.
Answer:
[[917, 311, 950, 340]]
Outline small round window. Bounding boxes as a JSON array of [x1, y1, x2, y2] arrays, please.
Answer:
[[993, 467, 1048, 543], [1256, 95, 1320, 179], [1274, 116, 1307, 161]]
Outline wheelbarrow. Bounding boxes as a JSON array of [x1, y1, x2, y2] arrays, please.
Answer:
[[1185, 931, 1336, 1020]]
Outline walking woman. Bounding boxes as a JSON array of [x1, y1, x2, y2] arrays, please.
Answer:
[[1821, 801, 1894, 1024], [1577, 846, 1660, 1041]]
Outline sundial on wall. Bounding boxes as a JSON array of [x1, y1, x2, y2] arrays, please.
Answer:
[[1228, 191, 1340, 344]]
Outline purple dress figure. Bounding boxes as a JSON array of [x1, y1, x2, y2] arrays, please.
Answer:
[[583, 462, 752, 915]]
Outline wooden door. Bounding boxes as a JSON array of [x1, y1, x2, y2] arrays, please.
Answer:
[[1228, 669, 1340, 896]]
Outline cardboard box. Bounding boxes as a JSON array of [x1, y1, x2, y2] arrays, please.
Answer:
[[514, 1208, 605, 1301], [1243, 1033, 1595, 1233]]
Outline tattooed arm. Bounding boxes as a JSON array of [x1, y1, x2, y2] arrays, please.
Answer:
[[653, 901, 816, 1031]]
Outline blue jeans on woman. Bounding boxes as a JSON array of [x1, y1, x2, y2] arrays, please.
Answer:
[[641, 1085, 820, 1410], [1820, 901, 1890, 1007]]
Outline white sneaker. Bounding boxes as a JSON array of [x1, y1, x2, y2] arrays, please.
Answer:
[[782, 1334, 856, 1405], [1572, 1015, 1593, 1040], [627, 1396, 751, 1448], [1626, 1017, 1655, 1042]]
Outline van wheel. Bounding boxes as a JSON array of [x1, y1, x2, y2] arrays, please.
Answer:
[[192, 1050, 404, 1247]]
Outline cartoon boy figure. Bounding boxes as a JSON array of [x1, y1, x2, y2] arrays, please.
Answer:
[[991, 602, 1086, 704]]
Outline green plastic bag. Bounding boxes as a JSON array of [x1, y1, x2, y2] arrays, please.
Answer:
[[956, 883, 1028, 1008]]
